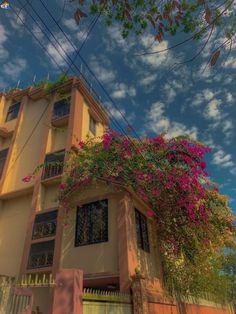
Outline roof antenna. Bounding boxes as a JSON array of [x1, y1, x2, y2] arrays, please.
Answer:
[[33, 75, 36, 83], [46, 73, 50, 81], [16, 80, 20, 89]]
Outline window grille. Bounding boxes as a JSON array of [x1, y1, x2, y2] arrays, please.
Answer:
[[32, 210, 57, 240], [89, 115, 96, 135], [5, 102, 20, 122], [42, 150, 65, 179], [52, 98, 70, 119], [27, 240, 54, 269], [75, 199, 108, 247], [135, 209, 150, 252], [0, 148, 8, 178]]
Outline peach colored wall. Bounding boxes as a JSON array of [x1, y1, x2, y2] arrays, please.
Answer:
[[0, 136, 12, 150], [0, 194, 32, 276], [32, 287, 52, 314], [60, 184, 119, 275], [183, 304, 231, 314], [2, 98, 48, 193], [46, 126, 68, 154], [42, 184, 60, 210], [82, 101, 105, 140], [148, 302, 178, 314]]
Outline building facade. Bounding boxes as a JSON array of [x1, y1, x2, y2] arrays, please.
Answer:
[[0, 77, 232, 314]]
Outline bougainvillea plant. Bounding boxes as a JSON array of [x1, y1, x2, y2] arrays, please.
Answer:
[[23, 129, 235, 301]]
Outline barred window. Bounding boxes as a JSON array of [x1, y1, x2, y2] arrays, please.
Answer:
[[75, 199, 108, 247], [135, 209, 150, 252], [42, 150, 65, 180], [5, 102, 20, 122], [32, 210, 57, 240], [89, 115, 96, 135], [52, 97, 70, 119], [0, 148, 8, 178], [27, 240, 54, 269]]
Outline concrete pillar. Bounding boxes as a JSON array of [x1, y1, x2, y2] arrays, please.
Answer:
[[52, 269, 83, 314], [131, 276, 148, 314]]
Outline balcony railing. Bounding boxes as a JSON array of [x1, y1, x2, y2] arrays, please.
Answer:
[[42, 161, 64, 180], [32, 220, 57, 240], [28, 251, 54, 269]]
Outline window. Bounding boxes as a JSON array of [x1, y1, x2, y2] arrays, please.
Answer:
[[5, 102, 20, 122], [32, 210, 58, 240], [42, 149, 65, 180], [135, 209, 150, 252], [27, 240, 54, 269], [0, 148, 8, 178], [75, 199, 108, 247], [89, 115, 96, 135], [52, 97, 70, 119]]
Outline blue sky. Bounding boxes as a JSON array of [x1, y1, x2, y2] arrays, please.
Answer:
[[0, 1, 235, 211]]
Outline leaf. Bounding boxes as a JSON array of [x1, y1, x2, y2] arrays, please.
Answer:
[[210, 50, 220, 66], [205, 7, 211, 23], [74, 8, 87, 24]]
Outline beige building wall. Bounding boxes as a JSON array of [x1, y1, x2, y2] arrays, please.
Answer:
[[132, 199, 161, 279], [0, 194, 32, 276], [82, 101, 105, 140], [60, 184, 119, 275], [2, 98, 48, 193]]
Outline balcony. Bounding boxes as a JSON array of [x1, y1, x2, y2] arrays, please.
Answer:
[[27, 240, 54, 269], [42, 150, 65, 181], [51, 98, 70, 127]]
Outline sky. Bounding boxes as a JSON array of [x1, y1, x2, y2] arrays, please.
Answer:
[[0, 1, 235, 211]]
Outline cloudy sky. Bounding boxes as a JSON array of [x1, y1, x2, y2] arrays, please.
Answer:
[[0, 1, 235, 210]]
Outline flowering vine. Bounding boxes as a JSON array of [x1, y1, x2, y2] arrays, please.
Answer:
[[23, 129, 236, 300]]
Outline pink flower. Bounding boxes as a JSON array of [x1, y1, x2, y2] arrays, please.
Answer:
[[22, 175, 32, 183], [147, 210, 154, 217], [200, 161, 207, 169], [59, 183, 65, 190]]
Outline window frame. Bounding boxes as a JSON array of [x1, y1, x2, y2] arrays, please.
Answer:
[[0, 148, 8, 178], [52, 97, 71, 120], [32, 209, 58, 240], [42, 149, 65, 180], [135, 209, 150, 253], [89, 115, 96, 135], [75, 199, 108, 247], [27, 240, 55, 270], [5, 102, 21, 122]]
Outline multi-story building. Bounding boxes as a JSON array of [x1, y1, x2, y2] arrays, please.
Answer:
[[0, 77, 232, 314]]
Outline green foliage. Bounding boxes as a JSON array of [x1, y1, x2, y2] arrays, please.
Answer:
[[45, 75, 69, 95]]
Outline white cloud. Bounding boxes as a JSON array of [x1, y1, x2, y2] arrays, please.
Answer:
[[46, 33, 74, 67], [224, 56, 236, 69], [140, 38, 170, 68], [226, 92, 233, 104], [146, 101, 198, 139], [63, 18, 84, 40], [0, 24, 8, 60], [230, 168, 236, 175], [105, 25, 135, 53], [204, 98, 222, 120], [212, 149, 234, 168], [89, 56, 116, 85], [139, 73, 157, 87], [111, 83, 136, 99], [191, 89, 215, 107], [3, 58, 27, 80]]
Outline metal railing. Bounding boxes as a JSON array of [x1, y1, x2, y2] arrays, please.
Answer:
[[27, 251, 54, 269], [42, 161, 63, 180]]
